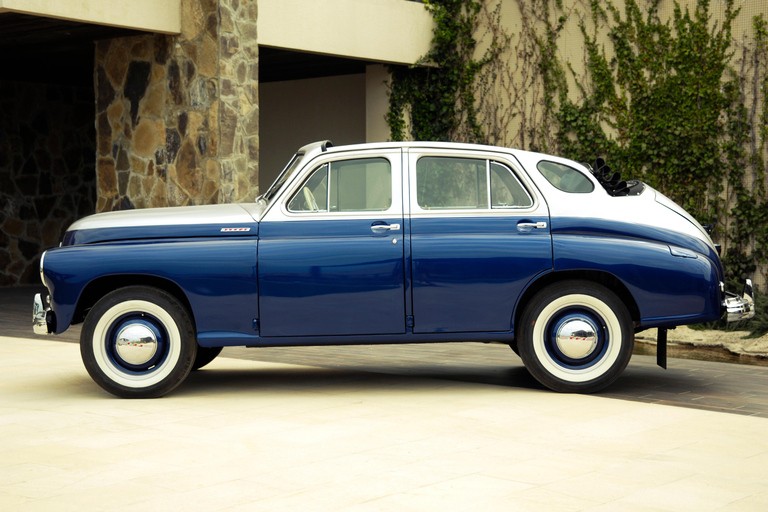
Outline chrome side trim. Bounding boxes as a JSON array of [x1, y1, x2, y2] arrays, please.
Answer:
[[723, 279, 755, 322]]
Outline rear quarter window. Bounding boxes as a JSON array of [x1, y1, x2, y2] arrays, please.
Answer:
[[537, 161, 594, 193]]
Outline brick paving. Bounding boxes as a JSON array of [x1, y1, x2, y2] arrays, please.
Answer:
[[5, 285, 768, 417]]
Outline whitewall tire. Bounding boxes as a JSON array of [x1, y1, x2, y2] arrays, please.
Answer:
[[518, 281, 633, 393], [80, 286, 196, 398]]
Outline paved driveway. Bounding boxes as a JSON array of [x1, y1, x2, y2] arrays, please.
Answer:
[[2, 336, 768, 511], [4, 286, 768, 510]]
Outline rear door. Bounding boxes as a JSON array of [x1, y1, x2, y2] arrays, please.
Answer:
[[407, 149, 552, 333]]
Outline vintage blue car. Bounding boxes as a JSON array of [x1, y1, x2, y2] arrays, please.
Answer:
[[33, 141, 754, 398]]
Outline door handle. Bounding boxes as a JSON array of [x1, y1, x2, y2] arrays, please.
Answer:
[[371, 223, 401, 231], [517, 222, 547, 229]]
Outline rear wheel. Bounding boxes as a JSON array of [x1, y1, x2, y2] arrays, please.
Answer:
[[80, 286, 196, 398], [518, 281, 633, 393]]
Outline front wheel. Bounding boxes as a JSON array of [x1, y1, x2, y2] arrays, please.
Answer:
[[518, 281, 633, 393], [80, 286, 197, 398]]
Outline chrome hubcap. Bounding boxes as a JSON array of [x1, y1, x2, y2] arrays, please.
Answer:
[[555, 318, 598, 359], [115, 324, 158, 365]]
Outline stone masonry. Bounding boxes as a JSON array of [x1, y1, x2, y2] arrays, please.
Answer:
[[0, 81, 96, 286], [94, 0, 258, 212]]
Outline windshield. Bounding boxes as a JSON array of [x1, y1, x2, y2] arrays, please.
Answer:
[[262, 152, 305, 203]]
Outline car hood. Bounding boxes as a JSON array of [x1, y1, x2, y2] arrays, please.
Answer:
[[62, 203, 262, 246]]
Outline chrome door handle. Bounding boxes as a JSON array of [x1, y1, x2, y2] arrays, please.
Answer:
[[371, 223, 401, 231], [518, 222, 547, 229]]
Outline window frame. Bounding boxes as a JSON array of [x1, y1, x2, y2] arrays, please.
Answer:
[[278, 151, 401, 219], [412, 153, 537, 214]]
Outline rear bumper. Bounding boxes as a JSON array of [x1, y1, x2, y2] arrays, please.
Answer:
[[33, 293, 56, 335], [722, 279, 755, 322]]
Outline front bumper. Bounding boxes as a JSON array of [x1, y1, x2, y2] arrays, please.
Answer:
[[722, 279, 755, 322], [33, 293, 55, 335]]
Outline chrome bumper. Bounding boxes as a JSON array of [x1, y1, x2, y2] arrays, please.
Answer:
[[33, 293, 55, 335], [723, 279, 755, 323]]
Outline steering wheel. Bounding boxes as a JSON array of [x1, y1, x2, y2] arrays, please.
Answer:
[[302, 187, 319, 211]]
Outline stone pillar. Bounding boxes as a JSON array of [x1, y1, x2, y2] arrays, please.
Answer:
[[218, 0, 259, 203], [94, 0, 258, 212]]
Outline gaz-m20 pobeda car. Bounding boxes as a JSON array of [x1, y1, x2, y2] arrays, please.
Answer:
[[33, 141, 755, 398]]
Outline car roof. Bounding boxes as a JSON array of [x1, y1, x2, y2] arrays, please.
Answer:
[[298, 139, 558, 166]]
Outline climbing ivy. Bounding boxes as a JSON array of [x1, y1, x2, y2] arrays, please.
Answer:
[[386, 0, 504, 142], [547, 0, 767, 283], [389, 0, 768, 285]]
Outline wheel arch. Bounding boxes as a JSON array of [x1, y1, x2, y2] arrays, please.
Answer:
[[514, 270, 640, 335], [73, 275, 195, 328]]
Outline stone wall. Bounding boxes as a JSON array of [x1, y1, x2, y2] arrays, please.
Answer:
[[94, 0, 259, 213], [0, 80, 96, 286]]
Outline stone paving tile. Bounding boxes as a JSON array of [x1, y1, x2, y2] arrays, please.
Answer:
[[2, 336, 768, 511]]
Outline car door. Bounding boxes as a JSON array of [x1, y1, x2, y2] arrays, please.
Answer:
[[258, 149, 406, 337], [408, 149, 553, 333]]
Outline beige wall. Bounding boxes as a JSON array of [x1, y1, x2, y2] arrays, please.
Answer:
[[258, 0, 433, 65], [259, 74, 367, 192], [365, 64, 392, 143], [0, 0, 180, 34]]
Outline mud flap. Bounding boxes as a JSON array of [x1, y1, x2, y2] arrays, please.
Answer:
[[657, 328, 667, 369]]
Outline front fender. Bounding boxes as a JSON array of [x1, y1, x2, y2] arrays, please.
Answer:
[[553, 235, 721, 327], [42, 238, 258, 337]]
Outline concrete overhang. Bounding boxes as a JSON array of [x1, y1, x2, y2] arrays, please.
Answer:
[[0, 0, 180, 34], [258, 0, 434, 65]]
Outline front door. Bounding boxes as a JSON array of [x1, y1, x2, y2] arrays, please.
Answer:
[[408, 150, 553, 333], [258, 150, 405, 337]]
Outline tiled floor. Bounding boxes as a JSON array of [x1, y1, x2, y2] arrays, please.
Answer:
[[6, 285, 768, 509], [1, 336, 768, 511]]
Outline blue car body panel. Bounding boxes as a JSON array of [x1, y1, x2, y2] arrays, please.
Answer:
[[43, 238, 259, 341], [410, 216, 553, 333], [551, 235, 721, 326], [257, 218, 406, 337], [550, 216, 720, 270]]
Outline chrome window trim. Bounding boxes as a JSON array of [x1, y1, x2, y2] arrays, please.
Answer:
[[486, 160, 492, 209], [407, 149, 542, 217]]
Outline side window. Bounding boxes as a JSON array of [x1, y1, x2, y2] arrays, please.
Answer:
[[491, 162, 533, 208], [288, 164, 328, 212], [417, 157, 488, 209], [537, 161, 594, 193], [416, 157, 533, 210], [288, 158, 392, 213]]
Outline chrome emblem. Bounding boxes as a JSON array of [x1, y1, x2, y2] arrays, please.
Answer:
[[221, 227, 251, 232]]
